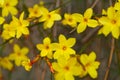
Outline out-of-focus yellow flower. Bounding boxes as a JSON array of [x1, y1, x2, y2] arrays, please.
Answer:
[[62, 13, 82, 27], [1, 23, 16, 40], [1, 0, 18, 17], [21, 58, 32, 71], [99, 6, 120, 39], [9, 44, 29, 66], [0, 0, 4, 7], [11, 12, 30, 38], [53, 34, 76, 60], [28, 4, 42, 18], [0, 17, 5, 24], [0, 57, 13, 70], [36, 37, 54, 59], [39, 8, 61, 29], [80, 52, 100, 78], [114, 0, 120, 10], [77, 8, 98, 33], [52, 56, 82, 80]]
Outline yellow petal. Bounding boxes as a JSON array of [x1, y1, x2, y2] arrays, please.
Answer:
[[22, 28, 29, 35], [2, 8, 9, 17], [98, 17, 110, 25], [88, 52, 96, 62], [10, 0, 18, 6], [102, 9, 107, 15], [77, 22, 87, 33], [55, 73, 64, 80], [84, 8, 92, 19], [21, 47, 29, 55], [87, 67, 97, 78], [36, 44, 44, 50], [43, 37, 51, 44], [16, 31, 22, 38], [43, 20, 54, 29], [0, 17, 5, 24], [80, 54, 88, 65], [20, 12, 24, 21], [72, 13, 83, 22], [53, 13, 61, 20], [65, 73, 74, 80], [107, 7, 115, 19], [52, 62, 61, 72], [114, 2, 120, 10], [102, 25, 111, 36], [67, 38, 76, 47], [14, 44, 20, 53], [111, 26, 119, 39], [59, 34, 66, 44], [40, 50, 48, 57], [91, 62, 100, 69], [9, 7, 18, 15], [87, 19, 98, 28]]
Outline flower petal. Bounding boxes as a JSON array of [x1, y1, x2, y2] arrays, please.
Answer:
[[84, 8, 92, 19], [77, 22, 87, 33], [87, 19, 98, 28]]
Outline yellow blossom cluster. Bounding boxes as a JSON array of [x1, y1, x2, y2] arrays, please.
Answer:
[[1, 0, 120, 80], [36, 34, 100, 79]]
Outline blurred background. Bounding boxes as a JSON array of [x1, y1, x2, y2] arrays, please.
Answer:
[[0, 0, 120, 80]]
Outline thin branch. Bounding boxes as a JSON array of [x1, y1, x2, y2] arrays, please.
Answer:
[[81, 26, 101, 44], [104, 38, 115, 80], [91, 0, 99, 8], [109, 0, 112, 6], [52, 0, 61, 41]]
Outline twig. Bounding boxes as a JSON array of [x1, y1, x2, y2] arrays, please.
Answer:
[[104, 38, 115, 80], [109, 0, 112, 6], [52, 0, 61, 41], [91, 0, 99, 8], [81, 26, 101, 44]]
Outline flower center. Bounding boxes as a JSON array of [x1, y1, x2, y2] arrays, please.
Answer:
[[5, 2, 9, 7], [62, 46, 67, 51], [68, 18, 73, 22], [64, 66, 69, 71], [84, 18, 88, 22], [111, 19, 117, 24], [45, 45, 49, 50], [34, 10, 38, 14], [47, 14, 51, 19]]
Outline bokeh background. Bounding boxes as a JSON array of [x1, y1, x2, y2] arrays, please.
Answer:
[[0, 0, 120, 80]]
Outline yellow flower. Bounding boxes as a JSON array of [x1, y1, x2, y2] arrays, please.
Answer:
[[21, 58, 32, 71], [62, 13, 82, 27], [99, 7, 120, 39], [9, 44, 29, 66], [52, 56, 82, 80], [28, 4, 42, 18], [80, 52, 100, 78], [0, 57, 13, 70], [77, 8, 98, 33], [0, 17, 5, 24], [11, 12, 30, 38], [114, 0, 120, 10], [1, 0, 18, 17], [53, 34, 76, 59], [36, 37, 54, 59], [1, 23, 16, 40], [0, 0, 4, 7], [39, 8, 61, 29]]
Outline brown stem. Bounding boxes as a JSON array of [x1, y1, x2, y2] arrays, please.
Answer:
[[109, 0, 112, 6], [52, 0, 61, 41], [91, 0, 99, 8], [104, 38, 115, 80], [81, 26, 101, 44]]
